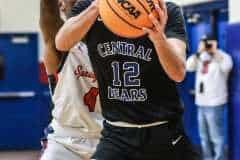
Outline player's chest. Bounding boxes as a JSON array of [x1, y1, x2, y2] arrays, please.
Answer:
[[87, 22, 161, 69], [96, 41, 154, 62]]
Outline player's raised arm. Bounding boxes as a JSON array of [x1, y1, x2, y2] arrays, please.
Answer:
[[39, 0, 64, 74], [143, 1, 187, 82], [55, 0, 99, 51]]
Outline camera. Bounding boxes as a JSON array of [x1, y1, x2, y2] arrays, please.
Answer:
[[201, 34, 216, 49], [203, 39, 212, 49]]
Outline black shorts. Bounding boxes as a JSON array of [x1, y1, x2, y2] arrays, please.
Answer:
[[92, 120, 199, 160]]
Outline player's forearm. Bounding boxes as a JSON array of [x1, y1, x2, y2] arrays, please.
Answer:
[[55, 4, 99, 51], [154, 36, 186, 82], [40, 0, 63, 43], [43, 45, 61, 74], [40, 0, 63, 74]]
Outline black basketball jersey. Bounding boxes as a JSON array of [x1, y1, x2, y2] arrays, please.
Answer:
[[70, 1, 188, 124]]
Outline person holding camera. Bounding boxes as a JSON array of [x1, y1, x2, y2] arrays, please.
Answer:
[[187, 35, 233, 160]]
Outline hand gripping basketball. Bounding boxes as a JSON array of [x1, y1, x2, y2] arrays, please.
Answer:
[[142, 0, 168, 43], [99, 0, 160, 38]]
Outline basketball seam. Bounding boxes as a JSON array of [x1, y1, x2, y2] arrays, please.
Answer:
[[106, 0, 142, 31], [136, 0, 150, 14]]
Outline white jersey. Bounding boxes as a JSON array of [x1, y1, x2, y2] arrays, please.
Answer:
[[51, 42, 103, 137]]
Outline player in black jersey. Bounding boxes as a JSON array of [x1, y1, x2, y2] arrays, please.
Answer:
[[56, 0, 199, 159]]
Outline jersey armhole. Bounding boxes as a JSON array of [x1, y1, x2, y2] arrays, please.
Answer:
[[57, 51, 69, 73]]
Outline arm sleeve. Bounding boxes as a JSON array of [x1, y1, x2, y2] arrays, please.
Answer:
[[68, 0, 94, 18], [165, 2, 188, 45], [186, 54, 198, 72]]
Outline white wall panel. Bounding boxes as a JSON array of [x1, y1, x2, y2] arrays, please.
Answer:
[[229, 0, 240, 23], [0, 0, 39, 32], [167, 0, 213, 6]]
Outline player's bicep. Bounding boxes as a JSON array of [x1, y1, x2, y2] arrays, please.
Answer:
[[39, 0, 64, 43], [43, 43, 62, 74]]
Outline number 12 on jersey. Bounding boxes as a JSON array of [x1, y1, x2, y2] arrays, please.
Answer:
[[108, 61, 147, 102], [111, 61, 140, 87]]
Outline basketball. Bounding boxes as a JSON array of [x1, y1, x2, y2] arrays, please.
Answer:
[[99, 0, 159, 38]]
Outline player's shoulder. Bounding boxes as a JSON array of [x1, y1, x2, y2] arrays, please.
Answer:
[[69, 42, 88, 55], [165, 1, 184, 23], [166, 1, 183, 18], [69, 0, 94, 18], [166, 1, 181, 10]]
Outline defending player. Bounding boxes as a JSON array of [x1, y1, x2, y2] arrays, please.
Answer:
[[39, 0, 103, 159], [56, 0, 199, 159]]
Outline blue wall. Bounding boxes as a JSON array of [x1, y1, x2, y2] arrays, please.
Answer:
[[181, 10, 229, 146], [226, 23, 240, 160], [0, 33, 50, 149], [181, 5, 240, 160], [181, 20, 211, 145]]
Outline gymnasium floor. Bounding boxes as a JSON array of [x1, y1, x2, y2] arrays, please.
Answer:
[[0, 151, 40, 160]]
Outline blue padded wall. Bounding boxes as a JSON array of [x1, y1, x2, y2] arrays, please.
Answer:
[[226, 24, 240, 160], [0, 33, 50, 149]]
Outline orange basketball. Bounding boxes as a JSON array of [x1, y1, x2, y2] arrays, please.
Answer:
[[99, 0, 159, 38]]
